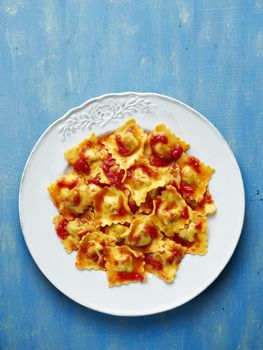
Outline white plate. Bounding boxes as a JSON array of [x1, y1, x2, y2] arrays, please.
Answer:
[[19, 92, 245, 316]]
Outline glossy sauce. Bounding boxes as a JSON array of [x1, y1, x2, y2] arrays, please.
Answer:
[[186, 156, 201, 173], [94, 188, 108, 212], [195, 221, 203, 230], [181, 206, 189, 219], [115, 135, 130, 156], [102, 155, 125, 190], [57, 178, 78, 189], [144, 225, 158, 239], [73, 155, 90, 174], [87, 178, 106, 187], [78, 231, 88, 240], [73, 192, 81, 205], [128, 199, 139, 214], [172, 233, 194, 247], [144, 254, 163, 271], [166, 248, 183, 265], [117, 271, 143, 282], [56, 219, 69, 240], [150, 134, 183, 167], [112, 197, 128, 219], [179, 181, 195, 196], [198, 192, 212, 207]]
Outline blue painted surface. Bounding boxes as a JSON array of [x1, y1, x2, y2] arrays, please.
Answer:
[[0, 0, 262, 349]]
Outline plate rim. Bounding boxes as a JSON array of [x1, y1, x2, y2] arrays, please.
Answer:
[[18, 91, 245, 316]]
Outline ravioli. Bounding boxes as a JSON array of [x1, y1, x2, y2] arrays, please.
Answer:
[[177, 154, 214, 201], [103, 223, 130, 243], [48, 173, 92, 215], [154, 185, 193, 236], [144, 124, 189, 167], [93, 186, 133, 226], [65, 133, 107, 179], [76, 232, 116, 270], [102, 119, 147, 170], [53, 209, 96, 253], [124, 158, 180, 206], [144, 240, 186, 282], [185, 190, 217, 216], [172, 212, 208, 255], [48, 118, 216, 287], [105, 245, 147, 287], [121, 215, 164, 253]]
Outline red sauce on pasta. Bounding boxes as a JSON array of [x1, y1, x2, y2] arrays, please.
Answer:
[[144, 225, 158, 239], [167, 248, 183, 265], [102, 155, 125, 190], [57, 178, 78, 189], [144, 255, 163, 271], [187, 156, 201, 173], [56, 219, 69, 240], [115, 135, 130, 156], [117, 271, 143, 282], [172, 233, 193, 248], [73, 155, 90, 174]]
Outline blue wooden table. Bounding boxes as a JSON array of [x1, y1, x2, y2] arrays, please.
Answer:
[[1, 1, 262, 349]]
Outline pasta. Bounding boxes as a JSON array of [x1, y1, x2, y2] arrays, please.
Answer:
[[48, 118, 216, 287]]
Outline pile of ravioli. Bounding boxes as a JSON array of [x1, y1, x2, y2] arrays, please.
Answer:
[[48, 119, 216, 287]]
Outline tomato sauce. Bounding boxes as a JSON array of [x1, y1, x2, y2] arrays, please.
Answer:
[[112, 197, 128, 219], [155, 198, 162, 212], [78, 231, 88, 240], [172, 233, 194, 248], [195, 221, 203, 230], [198, 192, 212, 207], [128, 200, 139, 214], [115, 135, 130, 156], [181, 206, 189, 219], [179, 181, 195, 196], [150, 134, 183, 167], [57, 178, 78, 189], [87, 178, 107, 187], [73, 192, 81, 205], [117, 271, 143, 282], [56, 219, 69, 240], [144, 254, 163, 271], [171, 144, 183, 160], [186, 156, 201, 173], [94, 188, 107, 212], [144, 225, 158, 239], [102, 155, 125, 190], [73, 155, 90, 174], [167, 248, 183, 265]]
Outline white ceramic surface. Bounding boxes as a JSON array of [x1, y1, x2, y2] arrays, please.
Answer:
[[19, 92, 245, 316]]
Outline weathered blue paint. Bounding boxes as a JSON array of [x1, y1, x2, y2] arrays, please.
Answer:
[[0, 0, 262, 349]]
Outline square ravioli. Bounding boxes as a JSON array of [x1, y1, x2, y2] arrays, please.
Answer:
[[144, 124, 189, 167], [105, 245, 147, 287], [76, 232, 116, 270], [185, 190, 217, 216], [121, 215, 164, 253], [171, 212, 208, 255], [64, 133, 107, 179], [93, 186, 133, 226], [144, 240, 186, 283], [53, 209, 96, 253], [124, 158, 180, 206], [102, 119, 147, 170], [102, 223, 130, 243], [48, 173, 93, 215], [154, 185, 193, 236], [177, 153, 214, 201]]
